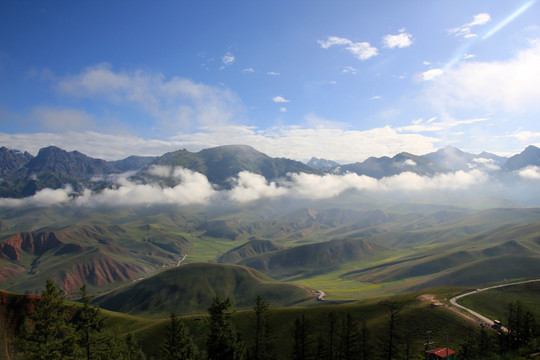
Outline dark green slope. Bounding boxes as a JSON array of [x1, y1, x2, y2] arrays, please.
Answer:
[[93, 262, 314, 316], [344, 222, 540, 287], [216, 239, 284, 263], [239, 238, 390, 280]]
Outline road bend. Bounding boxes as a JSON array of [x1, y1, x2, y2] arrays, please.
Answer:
[[449, 278, 540, 331]]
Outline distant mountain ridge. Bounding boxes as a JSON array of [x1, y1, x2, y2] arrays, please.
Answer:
[[2, 143, 540, 198]]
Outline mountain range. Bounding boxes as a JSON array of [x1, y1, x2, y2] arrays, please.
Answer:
[[1, 144, 539, 199]]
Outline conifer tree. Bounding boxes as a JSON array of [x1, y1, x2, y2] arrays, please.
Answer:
[[19, 278, 77, 360], [161, 312, 200, 360], [338, 311, 360, 360], [250, 296, 273, 360], [291, 314, 313, 360], [206, 295, 246, 360], [73, 284, 107, 360]]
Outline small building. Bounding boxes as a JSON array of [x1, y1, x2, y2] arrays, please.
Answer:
[[427, 347, 456, 360]]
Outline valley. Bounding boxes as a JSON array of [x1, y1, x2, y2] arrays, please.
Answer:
[[1, 144, 540, 358]]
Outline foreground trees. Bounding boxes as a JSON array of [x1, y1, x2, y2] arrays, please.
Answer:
[[206, 295, 246, 360], [15, 279, 145, 360], [161, 312, 201, 360]]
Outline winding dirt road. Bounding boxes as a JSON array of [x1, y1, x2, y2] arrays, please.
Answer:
[[449, 278, 540, 330]]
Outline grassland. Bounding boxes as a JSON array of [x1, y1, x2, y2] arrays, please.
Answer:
[[457, 281, 540, 323]]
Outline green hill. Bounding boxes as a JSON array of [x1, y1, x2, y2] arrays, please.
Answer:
[[239, 238, 391, 280], [217, 239, 284, 263], [93, 262, 315, 316]]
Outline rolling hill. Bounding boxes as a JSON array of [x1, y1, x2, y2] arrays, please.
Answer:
[[93, 262, 315, 316]]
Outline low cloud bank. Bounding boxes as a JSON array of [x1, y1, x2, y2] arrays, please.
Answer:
[[0, 166, 506, 209]]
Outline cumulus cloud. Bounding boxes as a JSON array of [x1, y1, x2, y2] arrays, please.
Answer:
[[519, 166, 540, 180], [75, 167, 215, 207], [422, 40, 540, 114], [382, 29, 413, 48], [419, 68, 444, 81], [0, 165, 493, 209], [57, 63, 243, 130], [272, 96, 290, 103], [318, 36, 378, 60], [448, 13, 491, 38], [227, 171, 287, 202], [0, 186, 74, 207]]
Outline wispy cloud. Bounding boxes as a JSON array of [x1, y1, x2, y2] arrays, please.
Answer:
[[57, 63, 243, 130], [266, 71, 280, 76], [318, 36, 378, 60], [221, 52, 236, 66], [399, 117, 489, 133], [342, 66, 358, 75], [382, 29, 413, 48], [448, 13, 491, 39], [242, 67, 255, 73]]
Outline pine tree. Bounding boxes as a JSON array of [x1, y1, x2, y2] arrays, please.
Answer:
[[338, 312, 360, 360], [250, 296, 273, 360], [206, 295, 246, 360], [19, 278, 77, 360], [359, 321, 372, 360], [380, 301, 402, 360], [73, 284, 108, 360], [161, 312, 200, 360], [291, 314, 313, 360]]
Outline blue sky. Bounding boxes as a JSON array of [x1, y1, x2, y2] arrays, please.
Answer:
[[1, 0, 539, 163]]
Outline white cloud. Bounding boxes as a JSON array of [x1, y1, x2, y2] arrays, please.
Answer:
[[403, 159, 417, 166], [399, 117, 488, 133], [419, 68, 444, 81], [422, 40, 540, 113], [318, 36, 378, 60], [0, 131, 186, 160], [57, 63, 243, 130], [519, 166, 540, 180], [448, 13, 491, 38], [0, 124, 440, 164], [75, 167, 215, 207], [342, 66, 358, 75], [471, 157, 500, 171], [242, 68, 254, 73], [382, 30, 413, 48], [266, 71, 280, 76], [279, 107, 287, 112], [222, 52, 235, 65], [0, 186, 74, 207], [272, 96, 290, 103], [0, 166, 492, 208], [227, 171, 287, 202]]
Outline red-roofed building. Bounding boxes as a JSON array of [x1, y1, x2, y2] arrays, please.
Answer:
[[427, 347, 456, 360]]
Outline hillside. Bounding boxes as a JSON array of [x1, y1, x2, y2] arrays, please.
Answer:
[[0, 224, 191, 296], [93, 262, 315, 316], [216, 239, 284, 263], [238, 238, 391, 280]]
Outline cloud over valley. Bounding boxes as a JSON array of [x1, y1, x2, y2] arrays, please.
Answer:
[[0, 165, 515, 209]]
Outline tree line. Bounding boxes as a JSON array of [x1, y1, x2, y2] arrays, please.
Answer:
[[5, 280, 539, 359]]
